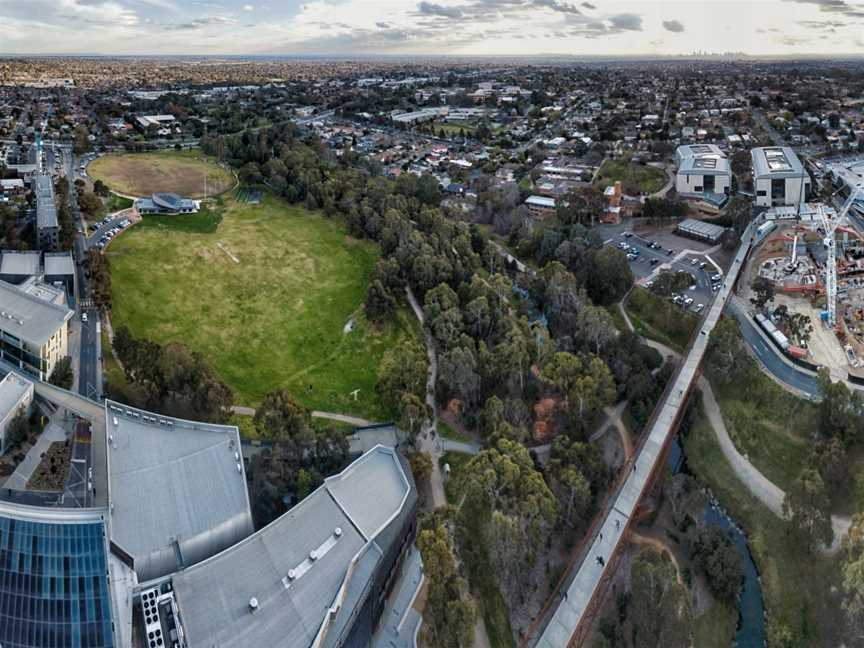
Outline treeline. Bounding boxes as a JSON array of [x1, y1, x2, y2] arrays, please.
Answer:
[[111, 325, 232, 422]]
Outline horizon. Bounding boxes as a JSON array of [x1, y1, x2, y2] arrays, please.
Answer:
[[1, 0, 863, 58]]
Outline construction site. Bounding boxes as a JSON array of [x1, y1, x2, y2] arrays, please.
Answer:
[[745, 188, 864, 379]]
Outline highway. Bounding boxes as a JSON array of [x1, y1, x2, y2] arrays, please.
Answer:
[[527, 220, 757, 648]]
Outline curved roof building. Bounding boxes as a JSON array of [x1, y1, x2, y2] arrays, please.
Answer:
[[135, 193, 198, 215]]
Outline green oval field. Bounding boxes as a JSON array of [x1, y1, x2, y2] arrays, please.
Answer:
[[87, 149, 235, 198], [107, 193, 417, 419]]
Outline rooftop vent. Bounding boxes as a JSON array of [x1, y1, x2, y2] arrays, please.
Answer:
[[309, 550, 318, 561], [334, 527, 342, 538], [248, 597, 259, 613]]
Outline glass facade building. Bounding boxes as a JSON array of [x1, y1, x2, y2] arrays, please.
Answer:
[[0, 516, 114, 648]]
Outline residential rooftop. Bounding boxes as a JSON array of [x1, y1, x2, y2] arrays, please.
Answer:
[[0, 279, 73, 347]]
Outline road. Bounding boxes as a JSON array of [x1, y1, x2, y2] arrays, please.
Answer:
[[752, 108, 788, 147], [724, 299, 821, 397], [527, 220, 756, 648]]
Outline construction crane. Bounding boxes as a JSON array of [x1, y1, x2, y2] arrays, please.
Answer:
[[818, 182, 864, 327]]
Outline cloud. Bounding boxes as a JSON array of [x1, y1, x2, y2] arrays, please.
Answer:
[[783, 0, 864, 18], [608, 13, 642, 31], [165, 15, 237, 30], [376, 21, 391, 27], [581, 1, 595, 8], [417, 1, 463, 18], [534, 0, 581, 13], [662, 19, 684, 32], [243, 4, 254, 11]]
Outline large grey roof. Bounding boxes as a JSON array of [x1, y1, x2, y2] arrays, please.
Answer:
[[35, 173, 58, 230], [0, 250, 41, 277], [105, 401, 254, 582], [44, 251, 75, 276], [679, 153, 730, 176], [0, 279, 72, 347], [751, 146, 806, 178], [171, 445, 413, 648]]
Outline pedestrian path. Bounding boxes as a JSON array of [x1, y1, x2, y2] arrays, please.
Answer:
[[3, 422, 67, 491]]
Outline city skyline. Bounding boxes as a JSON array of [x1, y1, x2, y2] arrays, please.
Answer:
[[0, 0, 863, 57]]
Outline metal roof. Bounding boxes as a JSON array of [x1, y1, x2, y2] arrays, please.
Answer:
[[679, 154, 731, 175], [105, 401, 254, 583], [0, 250, 40, 277], [171, 445, 413, 648], [0, 279, 72, 347], [44, 252, 75, 277], [35, 173, 58, 230], [751, 146, 806, 178]]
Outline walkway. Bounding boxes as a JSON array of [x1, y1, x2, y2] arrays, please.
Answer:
[[3, 421, 67, 491], [529, 221, 757, 648], [229, 405, 374, 428]]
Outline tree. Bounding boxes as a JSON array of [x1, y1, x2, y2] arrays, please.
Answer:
[[687, 526, 743, 605], [408, 451, 433, 485], [584, 246, 634, 306], [48, 357, 74, 390], [543, 352, 615, 423], [417, 523, 476, 648], [706, 317, 744, 383], [439, 346, 480, 407], [364, 279, 397, 323], [5, 408, 30, 450], [841, 513, 864, 644], [377, 341, 428, 414], [810, 438, 849, 503], [818, 370, 864, 444], [456, 439, 557, 609], [783, 466, 834, 554], [253, 389, 313, 442], [750, 276, 775, 311], [630, 549, 693, 648], [397, 392, 428, 440]]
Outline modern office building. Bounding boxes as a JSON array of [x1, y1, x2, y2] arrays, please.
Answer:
[[35, 173, 59, 249], [135, 192, 199, 215], [675, 144, 731, 199], [0, 279, 72, 381], [826, 157, 864, 216], [0, 503, 116, 648], [751, 147, 811, 208], [0, 371, 33, 455], [0, 391, 418, 648]]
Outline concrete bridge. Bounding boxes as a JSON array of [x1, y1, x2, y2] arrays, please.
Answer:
[[523, 220, 758, 648]]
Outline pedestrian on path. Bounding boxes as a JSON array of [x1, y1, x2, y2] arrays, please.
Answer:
[[596, 556, 605, 567]]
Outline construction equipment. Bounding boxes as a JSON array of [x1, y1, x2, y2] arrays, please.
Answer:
[[817, 182, 864, 327]]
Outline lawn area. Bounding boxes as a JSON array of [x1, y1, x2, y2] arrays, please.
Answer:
[[108, 193, 417, 419], [625, 286, 698, 352], [708, 355, 815, 491], [105, 193, 134, 214], [88, 148, 234, 198], [430, 120, 477, 137], [693, 602, 737, 648], [594, 158, 667, 195], [684, 404, 845, 647]]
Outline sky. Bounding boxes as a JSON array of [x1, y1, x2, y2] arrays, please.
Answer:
[[0, 0, 863, 57]]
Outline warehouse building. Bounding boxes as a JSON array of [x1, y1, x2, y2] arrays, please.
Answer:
[[751, 147, 811, 208], [675, 218, 729, 243]]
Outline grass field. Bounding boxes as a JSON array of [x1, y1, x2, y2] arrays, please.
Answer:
[[108, 193, 417, 419], [625, 287, 699, 352], [594, 158, 667, 195], [88, 149, 234, 198], [684, 403, 844, 647], [707, 335, 816, 491]]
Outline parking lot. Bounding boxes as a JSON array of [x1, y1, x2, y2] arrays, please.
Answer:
[[86, 211, 135, 250], [610, 231, 723, 315]]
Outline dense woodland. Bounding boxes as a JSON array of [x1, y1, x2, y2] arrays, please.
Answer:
[[197, 123, 685, 643]]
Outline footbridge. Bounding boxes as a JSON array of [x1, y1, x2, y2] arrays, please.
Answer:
[[522, 220, 758, 648]]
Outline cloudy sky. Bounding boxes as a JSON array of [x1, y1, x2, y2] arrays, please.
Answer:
[[0, 0, 863, 56]]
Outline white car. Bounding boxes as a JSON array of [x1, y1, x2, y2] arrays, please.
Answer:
[[81, 312, 88, 323]]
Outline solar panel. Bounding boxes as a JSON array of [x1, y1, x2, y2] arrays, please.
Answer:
[[0, 517, 114, 648]]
